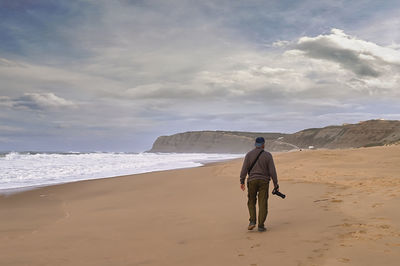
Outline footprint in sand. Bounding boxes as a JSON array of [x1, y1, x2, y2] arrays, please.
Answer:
[[385, 242, 400, 247], [303, 240, 320, 243], [250, 243, 261, 249], [312, 248, 329, 254], [378, 224, 390, 229], [340, 230, 367, 240], [331, 199, 343, 203], [337, 258, 351, 263], [371, 217, 387, 221], [275, 250, 286, 254]]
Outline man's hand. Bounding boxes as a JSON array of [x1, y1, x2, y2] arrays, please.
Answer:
[[240, 184, 245, 191]]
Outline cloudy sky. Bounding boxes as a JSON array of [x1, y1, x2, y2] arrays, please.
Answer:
[[1, 0, 400, 152]]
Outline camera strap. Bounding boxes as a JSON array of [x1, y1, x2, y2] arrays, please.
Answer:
[[248, 150, 264, 175]]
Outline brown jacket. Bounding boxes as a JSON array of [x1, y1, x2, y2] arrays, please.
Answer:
[[240, 147, 278, 187]]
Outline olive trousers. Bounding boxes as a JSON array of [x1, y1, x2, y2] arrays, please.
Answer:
[[247, 179, 269, 227]]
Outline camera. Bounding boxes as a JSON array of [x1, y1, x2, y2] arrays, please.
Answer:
[[272, 188, 286, 199]]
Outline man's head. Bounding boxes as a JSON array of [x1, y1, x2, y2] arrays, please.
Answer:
[[255, 137, 265, 148]]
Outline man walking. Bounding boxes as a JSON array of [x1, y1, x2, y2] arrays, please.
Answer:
[[240, 137, 279, 232]]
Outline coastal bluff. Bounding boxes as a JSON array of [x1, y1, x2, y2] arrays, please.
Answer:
[[149, 119, 400, 153], [149, 131, 288, 153]]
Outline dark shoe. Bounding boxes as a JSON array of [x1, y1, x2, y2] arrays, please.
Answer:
[[258, 226, 267, 232], [248, 222, 256, 230]]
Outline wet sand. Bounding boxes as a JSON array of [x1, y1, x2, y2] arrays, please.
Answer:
[[1, 145, 399, 265]]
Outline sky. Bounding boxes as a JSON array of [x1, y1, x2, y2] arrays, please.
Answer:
[[1, 0, 400, 152]]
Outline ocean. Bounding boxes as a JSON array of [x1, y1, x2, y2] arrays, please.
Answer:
[[0, 151, 243, 192]]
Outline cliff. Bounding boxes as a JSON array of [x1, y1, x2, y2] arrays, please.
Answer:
[[149, 120, 400, 153], [281, 119, 400, 149], [149, 130, 297, 153]]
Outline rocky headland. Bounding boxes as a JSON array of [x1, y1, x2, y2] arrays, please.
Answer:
[[149, 119, 400, 153]]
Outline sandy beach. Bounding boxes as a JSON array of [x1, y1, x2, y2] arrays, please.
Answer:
[[1, 145, 400, 266]]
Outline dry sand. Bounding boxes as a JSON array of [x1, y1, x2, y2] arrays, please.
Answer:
[[1, 145, 399, 265]]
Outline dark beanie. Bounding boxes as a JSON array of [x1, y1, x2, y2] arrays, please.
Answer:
[[255, 137, 265, 147]]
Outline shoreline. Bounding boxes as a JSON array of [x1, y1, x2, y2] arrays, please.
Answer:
[[1, 145, 399, 265], [2, 146, 390, 196], [0, 155, 244, 196]]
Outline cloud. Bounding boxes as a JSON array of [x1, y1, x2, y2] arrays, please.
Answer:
[[0, 58, 22, 67], [0, 136, 12, 143], [272, 40, 291, 47], [116, 28, 400, 103], [2, 26, 399, 107], [0, 125, 24, 132], [0, 93, 76, 110], [293, 28, 400, 77], [1, 0, 400, 151]]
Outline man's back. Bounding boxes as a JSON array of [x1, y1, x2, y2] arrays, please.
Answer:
[[239, 137, 280, 232], [240, 147, 278, 187]]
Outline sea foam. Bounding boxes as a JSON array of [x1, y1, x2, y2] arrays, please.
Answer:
[[0, 152, 243, 191]]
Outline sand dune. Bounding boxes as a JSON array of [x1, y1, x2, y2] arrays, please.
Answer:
[[1, 145, 399, 265]]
